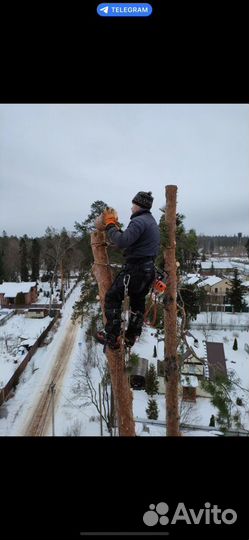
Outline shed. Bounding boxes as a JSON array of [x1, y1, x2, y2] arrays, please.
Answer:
[[130, 357, 148, 390]]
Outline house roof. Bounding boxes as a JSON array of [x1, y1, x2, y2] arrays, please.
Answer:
[[198, 276, 223, 288], [0, 282, 37, 298], [205, 342, 227, 380], [201, 261, 234, 269], [185, 275, 201, 285]]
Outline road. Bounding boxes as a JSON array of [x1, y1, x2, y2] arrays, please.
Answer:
[[23, 320, 79, 436]]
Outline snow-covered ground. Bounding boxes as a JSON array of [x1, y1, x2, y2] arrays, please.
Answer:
[[0, 282, 82, 436], [1, 287, 248, 436], [0, 309, 12, 322], [0, 313, 52, 386]]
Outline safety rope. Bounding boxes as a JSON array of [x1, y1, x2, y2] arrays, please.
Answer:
[[121, 274, 131, 367], [144, 267, 170, 328]]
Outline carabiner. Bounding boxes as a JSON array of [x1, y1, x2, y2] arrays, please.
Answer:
[[123, 274, 130, 296]]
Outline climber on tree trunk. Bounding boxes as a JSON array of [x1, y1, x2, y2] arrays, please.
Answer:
[[96, 191, 160, 350]]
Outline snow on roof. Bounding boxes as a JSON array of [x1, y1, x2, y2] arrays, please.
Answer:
[[185, 332, 207, 359], [187, 276, 201, 285], [0, 282, 36, 298], [201, 261, 234, 269], [198, 276, 223, 288]]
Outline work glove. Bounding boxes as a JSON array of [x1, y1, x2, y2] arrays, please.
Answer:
[[102, 207, 119, 229]]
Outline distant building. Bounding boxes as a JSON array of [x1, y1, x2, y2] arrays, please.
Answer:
[[180, 336, 227, 402], [0, 282, 37, 307], [156, 332, 228, 401], [197, 275, 232, 310], [200, 260, 234, 276]]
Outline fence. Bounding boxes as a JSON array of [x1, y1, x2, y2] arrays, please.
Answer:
[[0, 315, 58, 406], [190, 323, 249, 331], [0, 310, 16, 326]]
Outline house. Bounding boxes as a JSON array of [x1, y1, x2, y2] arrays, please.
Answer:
[[26, 307, 49, 318], [156, 330, 227, 401], [180, 332, 227, 401], [0, 282, 38, 307], [197, 275, 232, 310]]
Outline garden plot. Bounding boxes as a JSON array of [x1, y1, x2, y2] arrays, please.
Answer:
[[0, 313, 52, 387]]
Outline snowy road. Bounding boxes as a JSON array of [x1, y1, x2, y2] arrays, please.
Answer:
[[23, 320, 79, 436]]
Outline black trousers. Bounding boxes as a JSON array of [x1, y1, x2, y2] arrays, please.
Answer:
[[104, 259, 156, 337]]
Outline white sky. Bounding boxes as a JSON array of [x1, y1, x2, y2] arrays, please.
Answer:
[[0, 104, 248, 237]]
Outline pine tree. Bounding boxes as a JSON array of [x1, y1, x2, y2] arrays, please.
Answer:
[[227, 268, 246, 312], [178, 284, 207, 321], [156, 212, 198, 272], [201, 371, 245, 431], [19, 237, 29, 281], [31, 238, 41, 281], [146, 398, 159, 420], [145, 364, 159, 397], [209, 414, 215, 427], [233, 338, 238, 351], [0, 250, 5, 283]]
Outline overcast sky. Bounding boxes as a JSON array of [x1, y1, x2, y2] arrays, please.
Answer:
[[0, 104, 248, 237]]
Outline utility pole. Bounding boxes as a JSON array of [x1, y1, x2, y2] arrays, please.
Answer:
[[50, 382, 56, 436], [60, 259, 64, 305], [99, 383, 103, 436], [164, 185, 180, 436]]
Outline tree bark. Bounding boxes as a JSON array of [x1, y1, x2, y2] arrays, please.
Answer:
[[91, 230, 135, 437], [164, 185, 180, 436]]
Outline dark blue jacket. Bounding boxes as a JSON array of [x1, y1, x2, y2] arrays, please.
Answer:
[[106, 209, 160, 262]]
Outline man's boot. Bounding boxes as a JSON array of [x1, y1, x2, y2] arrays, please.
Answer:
[[96, 331, 121, 350], [125, 311, 144, 347], [96, 307, 122, 350]]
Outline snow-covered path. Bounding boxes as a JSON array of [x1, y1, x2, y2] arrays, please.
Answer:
[[23, 320, 79, 436], [0, 282, 82, 436]]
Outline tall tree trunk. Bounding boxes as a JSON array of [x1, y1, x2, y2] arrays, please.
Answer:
[[164, 185, 180, 436], [91, 230, 135, 437]]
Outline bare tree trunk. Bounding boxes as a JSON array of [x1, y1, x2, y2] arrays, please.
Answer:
[[164, 185, 180, 436], [91, 230, 135, 437]]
